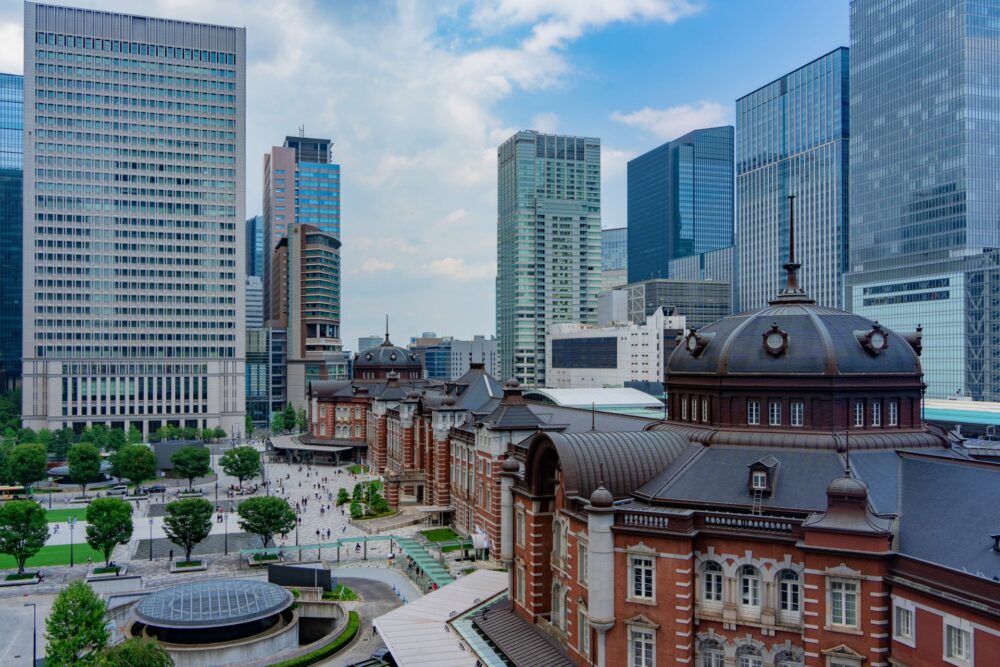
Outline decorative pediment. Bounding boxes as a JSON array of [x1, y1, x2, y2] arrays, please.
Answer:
[[821, 643, 866, 661], [624, 613, 660, 629], [625, 541, 657, 555], [824, 563, 862, 578]]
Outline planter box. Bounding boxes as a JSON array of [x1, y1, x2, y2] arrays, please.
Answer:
[[247, 553, 284, 567], [0, 573, 40, 587], [86, 565, 128, 579], [177, 491, 204, 498], [68, 497, 92, 504], [170, 559, 208, 573]]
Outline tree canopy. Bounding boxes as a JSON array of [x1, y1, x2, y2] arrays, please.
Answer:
[[220, 446, 260, 488], [162, 498, 213, 563], [110, 444, 157, 488], [68, 443, 102, 497], [45, 581, 108, 666], [170, 446, 210, 491], [97, 637, 173, 667], [237, 496, 295, 549], [85, 498, 134, 567], [0, 499, 49, 574], [7, 443, 48, 490]]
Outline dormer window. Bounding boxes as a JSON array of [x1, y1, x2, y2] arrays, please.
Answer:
[[992, 533, 1000, 552], [747, 455, 779, 496], [751, 470, 768, 490]]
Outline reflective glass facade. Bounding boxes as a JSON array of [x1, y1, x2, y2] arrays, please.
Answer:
[[602, 227, 627, 271], [246, 214, 264, 278], [22, 4, 246, 436], [0, 73, 22, 390], [737, 48, 849, 310], [497, 131, 601, 386], [847, 0, 1000, 399], [627, 126, 733, 284]]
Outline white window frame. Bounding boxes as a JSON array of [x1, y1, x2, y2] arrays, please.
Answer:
[[872, 401, 881, 427], [888, 400, 898, 426], [943, 616, 973, 666], [854, 401, 864, 427], [779, 570, 801, 617], [747, 399, 760, 425], [892, 597, 915, 647], [629, 626, 655, 667], [578, 607, 591, 658], [515, 509, 525, 547], [751, 470, 768, 490], [578, 540, 588, 585], [828, 579, 859, 628], [769, 400, 781, 426], [702, 561, 723, 604], [699, 643, 725, 667], [516, 564, 526, 603], [702, 398, 709, 423], [739, 565, 761, 610], [791, 400, 804, 426], [629, 555, 655, 602], [739, 655, 763, 667], [681, 397, 688, 420], [691, 397, 698, 422]]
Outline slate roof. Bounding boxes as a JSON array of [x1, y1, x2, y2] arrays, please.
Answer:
[[355, 339, 422, 368], [471, 599, 574, 667]]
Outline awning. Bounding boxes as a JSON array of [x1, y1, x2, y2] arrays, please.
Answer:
[[270, 442, 352, 453], [374, 570, 507, 667]]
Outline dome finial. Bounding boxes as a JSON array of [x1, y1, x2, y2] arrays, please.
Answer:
[[769, 195, 816, 305]]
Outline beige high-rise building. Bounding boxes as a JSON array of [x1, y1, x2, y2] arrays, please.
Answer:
[[21, 3, 246, 437]]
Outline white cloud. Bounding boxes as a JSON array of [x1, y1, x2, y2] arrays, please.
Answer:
[[531, 112, 560, 133], [427, 257, 496, 281], [610, 101, 732, 140], [360, 259, 396, 273]]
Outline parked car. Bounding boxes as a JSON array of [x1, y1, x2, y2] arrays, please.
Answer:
[[107, 485, 129, 496], [143, 484, 166, 494]]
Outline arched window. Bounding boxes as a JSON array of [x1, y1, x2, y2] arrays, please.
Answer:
[[778, 570, 801, 614], [702, 561, 723, 603], [774, 649, 804, 667], [737, 645, 763, 667], [739, 565, 760, 609], [698, 639, 724, 667], [551, 582, 564, 630], [552, 520, 564, 565]]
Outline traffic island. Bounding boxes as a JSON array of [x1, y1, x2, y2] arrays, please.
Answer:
[[0, 572, 40, 587]]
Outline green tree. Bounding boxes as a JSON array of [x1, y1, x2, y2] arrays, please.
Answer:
[[0, 437, 14, 484], [97, 637, 173, 667], [170, 446, 210, 491], [270, 414, 283, 434], [36, 427, 54, 451], [7, 443, 48, 491], [16, 427, 37, 444], [336, 488, 349, 506], [179, 426, 198, 441], [220, 446, 260, 489], [80, 424, 108, 451], [212, 426, 227, 441], [105, 428, 126, 453], [0, 499, 49, 574], [162, 498, 212, 563], [0, 389, 21, 433], [295, 408, 307, 432], [245, 414, 253, 438], [110, 444, 157, 489], [49, 428, 75, 459], [237, 496, 295, 549], [85, 498, 133, 568], [68, 443, 102, 498], [282, 404, 296, 433], [126, 426, 143, 445], [45, 580, 108, 666]]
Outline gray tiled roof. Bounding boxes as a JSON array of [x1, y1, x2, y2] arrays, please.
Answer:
[[471, 599, 574, 667]]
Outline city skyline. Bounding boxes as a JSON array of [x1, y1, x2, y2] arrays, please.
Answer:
[[0, 0, 850, 348]]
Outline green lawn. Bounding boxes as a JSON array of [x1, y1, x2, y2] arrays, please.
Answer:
[[43, 508, 86, 523], [0, 543, 105, 570], [347, 464, 368, 475], [421, 528, 460, 542]]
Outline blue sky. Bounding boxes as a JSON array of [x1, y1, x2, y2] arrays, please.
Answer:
[[0, 1, 850, 349]]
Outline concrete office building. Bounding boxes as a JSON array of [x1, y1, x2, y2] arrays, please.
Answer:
[[263, 135, 339, 319], [450, 336, 500, 380], [0, 73, 22, 390], [245, 214, 264, 278], [497, 131, 601, 386], [270, 224, 346, 409], [245, 275, 263, 328], [597, 289, 629, 327], [601, 226, 628, 291], [546, 308, 686, 389], [846, 0, 1000, 400], [627, 127, 733, 284], [737, 48, 850, 311], [358, 335, 383, 354], [21, 3, 246, 436], [624, 278, 732, 331]]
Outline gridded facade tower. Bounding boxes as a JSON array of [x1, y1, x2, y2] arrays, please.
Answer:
[[21, 3, 246, 436], [245, 214, 264, 278], [0, 73, 22, 391], [627, 126, 733, 284], [497, 131, 601, 386], [737, 48, 850, 310], [846, 0, 1000, 399]]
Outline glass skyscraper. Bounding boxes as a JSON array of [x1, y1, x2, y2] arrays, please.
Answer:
[[497, 131, 601, 385], [22, 3, 246, 436], [601, 227, 627, 271], [246, 214, 264, 278], [627, 126, 733, 284], [737, 48, 850, 311], [0, 73, 22, 391], [846, 0, 1000, 399]]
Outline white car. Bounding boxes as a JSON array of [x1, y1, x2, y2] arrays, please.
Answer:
[[107, 485, 129, 496]]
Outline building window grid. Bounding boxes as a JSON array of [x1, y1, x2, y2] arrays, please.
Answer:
[[629, 628, 655, 667], [945, 622, 972, 664], [747, 399, 760, 425], [854, 401, 864, 427], [629, 555, 655, 601], [768, 400, 781, 426], [830, 579, 858, 627], [702, 561, 723, 603], [872, 401, 881, 427], [888, 400, 898, 426], [740, 565, 761, 609], [791, 400, 804, 426], [893, 603, 913, 642]]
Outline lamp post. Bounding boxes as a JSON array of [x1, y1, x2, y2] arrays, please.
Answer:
[[148, 517, 154, 561], [23, 603, 36, 667], [224, 512, 229, 555], [215, 481, 218, 502], [68, 516, 77, 567], [295, 507, 300, 562]]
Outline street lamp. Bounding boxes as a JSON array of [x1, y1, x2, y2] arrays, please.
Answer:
[[295, 507, 300, 562], [68, 516, 77, 568], [215, 481, 218, 501], [23, 603, 36, 667], [148, 517, 154, 561], [224, 512, 229, 556]]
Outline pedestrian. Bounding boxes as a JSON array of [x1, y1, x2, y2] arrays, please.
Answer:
[[169, 548, 174, 562]]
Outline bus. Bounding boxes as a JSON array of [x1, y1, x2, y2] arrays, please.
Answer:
[[0, 486, 30, 501]]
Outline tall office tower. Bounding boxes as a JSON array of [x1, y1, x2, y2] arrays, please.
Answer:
[[0, 73, 22, 391], [601, 226, 628, 290], [245, 214, 264, 278], [737, 48, 850, 311], [357, 335, 382, 353], [496, 131, 601, 386], [847, 0, 1000, 399], [262, 135, 339, 320], [245, 327, 270, 428], [627, 126, 733, 284], [245, 276, 263, 328], [21, 4, 246, 436], [269, 224, 345, 408]]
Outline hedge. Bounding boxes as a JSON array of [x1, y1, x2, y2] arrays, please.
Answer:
[[270, 610, 360, 667]]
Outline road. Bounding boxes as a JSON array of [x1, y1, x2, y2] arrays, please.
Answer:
[[318, 577, 401, 667]]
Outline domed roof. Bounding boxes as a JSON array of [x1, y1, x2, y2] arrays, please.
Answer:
[[355, 338, 420, 368], [589, 483, 614, 509], [135, 579, 292, 629], [827, 475, 869, 498], [667, 291, 923, 378]]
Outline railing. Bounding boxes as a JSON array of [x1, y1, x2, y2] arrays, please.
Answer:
[[619, 512, 670, 529], [701, 513, 798, 535]]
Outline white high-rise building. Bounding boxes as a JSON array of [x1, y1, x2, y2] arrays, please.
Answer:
[[245, 276, 263, 328], [21, 3, 246, 437]]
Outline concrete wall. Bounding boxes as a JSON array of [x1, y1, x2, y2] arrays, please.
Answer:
[[153, 610, 300, 667]]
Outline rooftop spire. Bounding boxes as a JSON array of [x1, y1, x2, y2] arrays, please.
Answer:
[[769, 194, 816, 305], [383, 314, 391, 345]]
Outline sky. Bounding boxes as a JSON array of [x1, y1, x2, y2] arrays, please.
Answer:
[[0, 0, 850, 350]]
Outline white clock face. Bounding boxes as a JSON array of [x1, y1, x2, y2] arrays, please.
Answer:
[[870, 332, 885, 349], [687, 335, 698, 352], [766, 332, 784, 351]]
